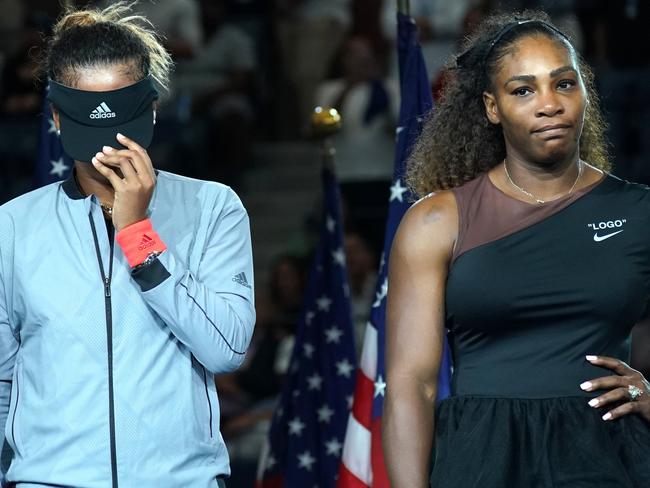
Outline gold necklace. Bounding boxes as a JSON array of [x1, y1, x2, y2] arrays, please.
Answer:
[[503, 159, 582, 204], [100, 202, 113, 216], [74, 172, 113, 216]]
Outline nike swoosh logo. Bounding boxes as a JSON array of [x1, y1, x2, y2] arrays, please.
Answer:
[[593, 230, 624, 242]]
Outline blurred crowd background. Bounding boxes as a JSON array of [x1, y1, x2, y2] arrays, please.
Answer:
[[0, 0, 649, 486]]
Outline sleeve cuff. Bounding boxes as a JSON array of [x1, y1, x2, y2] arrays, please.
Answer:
[[131, 257, 171, 291]]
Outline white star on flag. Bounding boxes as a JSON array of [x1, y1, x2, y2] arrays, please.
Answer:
[[374, 375, 387, 397], [288, 417, 305, 436], [305, 311, 315, 325], [326, 215, 336, 233], [336, 359, 354, 378], [325, 438, 343, 456], [265, 453, 277, 470], [317, 404, 334, 423], [306, 373, 323, 391], [331, 247, 346, 266], [347, 395, 353, 408], [324, 325, 343, 344], [343, 282, 350, 298], [379, 253, 386, 273], [373, 278, 388, 307], [297, 451, 316, 471], [390, 179, 408, 202], [316, 295, 332, 312], [50, 157, 70, 178], [48, 118, 58, 134], [303, 343, 315, 358]]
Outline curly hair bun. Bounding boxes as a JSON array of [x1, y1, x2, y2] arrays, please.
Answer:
[[45, 1, 173, 91]]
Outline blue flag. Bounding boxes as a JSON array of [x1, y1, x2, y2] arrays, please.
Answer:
[[338, 13, 452, 487], [258, 163, 357, 488], [34, 87, 73, 188]]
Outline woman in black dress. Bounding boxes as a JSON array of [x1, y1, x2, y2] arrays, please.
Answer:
[[383, 11, 650, 488]]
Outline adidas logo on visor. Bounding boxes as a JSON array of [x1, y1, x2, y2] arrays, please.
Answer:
[[90, 102, 116, 119]]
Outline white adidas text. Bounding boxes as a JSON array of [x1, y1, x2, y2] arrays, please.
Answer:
[[90, 102, 116, 119]]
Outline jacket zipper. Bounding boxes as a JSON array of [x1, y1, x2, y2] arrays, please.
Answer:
[[89, 214, 118, 488], [10, 365, 19, 450], [201, 365, 213, 438]]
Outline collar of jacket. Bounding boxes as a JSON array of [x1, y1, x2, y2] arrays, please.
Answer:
[[60, 168, 159, 216]]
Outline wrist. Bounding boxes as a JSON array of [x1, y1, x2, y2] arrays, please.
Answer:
[[115, 218, 167, 268], [115, 214, 148, 233]]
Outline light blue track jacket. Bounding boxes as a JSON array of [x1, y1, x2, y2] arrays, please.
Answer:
[[0, 170, 255, 487]]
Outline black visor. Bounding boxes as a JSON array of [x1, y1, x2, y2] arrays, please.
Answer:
[[47, 76, 159, 163]]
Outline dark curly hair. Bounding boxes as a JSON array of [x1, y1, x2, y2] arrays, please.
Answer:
[[406, 10, 610, 198], [42, 2, 172, 90]]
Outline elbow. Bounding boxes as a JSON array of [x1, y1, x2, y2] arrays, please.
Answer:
[[215, 350, 248, 374], [209, 308, 256, 374]]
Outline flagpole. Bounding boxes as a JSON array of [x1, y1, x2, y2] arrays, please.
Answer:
[[311, 106, 342, 172], [397, 0, 410, 16]]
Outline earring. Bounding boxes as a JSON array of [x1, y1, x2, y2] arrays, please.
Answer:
[[56, 129, 61, 136], [153, 110, 157, 125]]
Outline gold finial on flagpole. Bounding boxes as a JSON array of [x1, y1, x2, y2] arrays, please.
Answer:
[[311, 106, 342, 138], [310, 106, 342, 171], [397, 0, 410, 16]]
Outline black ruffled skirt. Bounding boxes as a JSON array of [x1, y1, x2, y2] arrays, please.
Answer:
[[430, 396, 650, 488]]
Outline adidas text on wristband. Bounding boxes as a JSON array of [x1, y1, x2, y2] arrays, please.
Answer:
[[115, 218, 167, 268]]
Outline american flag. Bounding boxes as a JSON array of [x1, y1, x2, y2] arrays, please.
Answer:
[[256, 162, 357, 487], [34, 86, 73, 188], [337, 13, 453, 487]]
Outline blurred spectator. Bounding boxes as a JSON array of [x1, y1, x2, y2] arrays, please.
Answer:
[[0, 13, 49, 117], [0, 12, 47, 202], [316, 36, 395, 257], [381, 0, 476, 81], [316, 36, 398, 183], [0, 0, 25, 62], [275, 0, 352, 136], [577, 0, 650, 184], [130, 0, 203, 60], [175, 0, 258, 184], [344, 229, 377, 358], [492, 0, 583, 51], [269, 254, 308, 326]]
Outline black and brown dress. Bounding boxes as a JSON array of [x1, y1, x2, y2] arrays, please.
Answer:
[[431, 171, 650, 487]]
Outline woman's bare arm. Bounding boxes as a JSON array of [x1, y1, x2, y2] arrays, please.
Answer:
[[383, 191, 457, 487]]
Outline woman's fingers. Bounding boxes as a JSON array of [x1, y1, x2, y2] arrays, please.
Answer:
[[600, 399, 638, 421], [588, 386, 630, 408], [95, 151, 138, 181], [580, 374, 626, 392], [115, 133, 156, 181], [91, 157, 125, 190], [586, 355, 636, 376]]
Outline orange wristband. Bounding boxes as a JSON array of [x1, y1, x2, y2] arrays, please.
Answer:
[[115, 219, 167, 268]]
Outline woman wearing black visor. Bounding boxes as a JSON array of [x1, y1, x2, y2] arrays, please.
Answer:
[[0, 3, 254, 487]]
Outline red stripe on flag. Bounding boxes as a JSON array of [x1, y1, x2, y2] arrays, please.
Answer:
[[338, 463, 369, 488], [351, 370, 374, 429], [371, 418, 390, 488], [255, 474, 283, 488], [255, 474, 284, 488]]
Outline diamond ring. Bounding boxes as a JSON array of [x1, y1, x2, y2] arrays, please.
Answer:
[[628, 385, 643, 401]]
